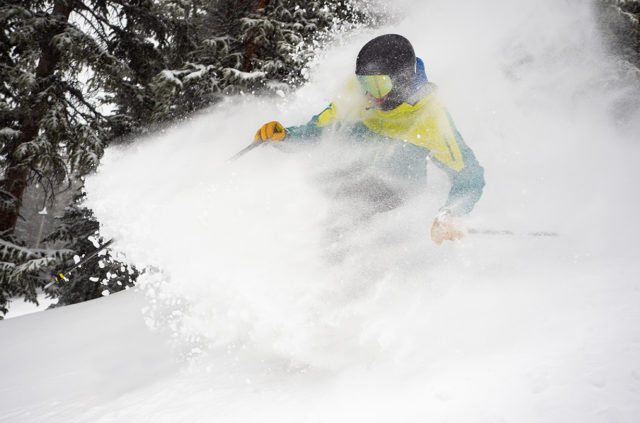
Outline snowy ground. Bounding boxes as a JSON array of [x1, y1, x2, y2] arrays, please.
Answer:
[[4, 293, 55, 319], [2, 0, 640, 422]]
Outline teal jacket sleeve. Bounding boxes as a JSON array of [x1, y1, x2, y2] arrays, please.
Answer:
[[285, 104, 335, 141], [432, 114, 485, 216]]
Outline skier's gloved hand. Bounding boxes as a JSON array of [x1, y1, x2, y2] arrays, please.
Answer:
[[431, 210, 464, 245], [254, 121, 286, 142]]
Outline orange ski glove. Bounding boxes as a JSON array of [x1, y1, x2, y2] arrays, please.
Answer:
[[254, 121, 286, 142], [431, 212, 464, 245]]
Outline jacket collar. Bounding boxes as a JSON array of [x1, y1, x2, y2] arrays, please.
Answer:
[[371, 83, 438, 117]]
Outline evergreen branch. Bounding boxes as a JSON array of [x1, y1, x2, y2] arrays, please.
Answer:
[[72, 9, 113, 46], [63, 83, 111, 123], [62, 96, 99, 125], [0, 238, 42, 262], [73, 2, 123, 34]]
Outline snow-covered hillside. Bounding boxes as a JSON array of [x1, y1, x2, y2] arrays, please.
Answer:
[[2, 0, 640, 422]]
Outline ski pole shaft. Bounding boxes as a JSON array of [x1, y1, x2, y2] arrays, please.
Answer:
[[48, 238, 115, 286], [228, 141, 264, 162], [468, 228, 558, 237]]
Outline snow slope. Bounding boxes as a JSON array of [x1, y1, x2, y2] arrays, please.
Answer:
[[3, 0, 640, 422], [0, 290, 176, 422]]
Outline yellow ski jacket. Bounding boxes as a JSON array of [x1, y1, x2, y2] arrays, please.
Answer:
[[286, 80, 485, 216]]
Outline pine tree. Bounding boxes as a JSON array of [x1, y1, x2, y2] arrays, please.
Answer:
[[0, 0, 381, 315], [0, 0, 177, 232], [0, 234, 72, 316], [0, 0, 172, 315], [44, 192, 138, 307], [149, 0, 378, 121]]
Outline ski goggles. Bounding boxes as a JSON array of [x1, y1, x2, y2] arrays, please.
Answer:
[[357, 74, 393, 99]]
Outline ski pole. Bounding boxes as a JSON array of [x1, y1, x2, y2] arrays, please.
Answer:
[[468, 228, 558, 237], [228, 140, 265, 162], [46, 238, 115, 288]]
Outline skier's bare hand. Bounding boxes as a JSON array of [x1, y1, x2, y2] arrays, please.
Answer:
[[430, 213, 464, 245]]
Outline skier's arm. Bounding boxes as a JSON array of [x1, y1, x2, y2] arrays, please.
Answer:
[[256, 77, 360, 142], [429, 129, 484, 244], [285, 103, 338, 141], [432, 121, 485, 216], [254, 103, 338, 143]]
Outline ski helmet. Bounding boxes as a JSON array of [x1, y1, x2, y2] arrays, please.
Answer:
[[355, 34, 417, 109]]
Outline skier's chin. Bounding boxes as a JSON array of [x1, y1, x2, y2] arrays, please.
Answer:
[[368, 93, 389, 108], [368, 94, 404, 111]]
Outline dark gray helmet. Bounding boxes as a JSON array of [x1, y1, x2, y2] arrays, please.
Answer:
[[356, 34, 417, 109]]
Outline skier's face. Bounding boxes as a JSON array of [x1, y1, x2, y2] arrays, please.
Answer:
[[358, 70, 417, 110]]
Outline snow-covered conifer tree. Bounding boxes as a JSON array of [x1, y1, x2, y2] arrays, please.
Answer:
[[149, 0, 377, 121], [0, 0, 172, 315], [44, 193, 138, 307], [0, 0, 380, 315]]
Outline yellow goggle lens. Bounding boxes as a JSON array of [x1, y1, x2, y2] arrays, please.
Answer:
[[357, 75, 393, 99]]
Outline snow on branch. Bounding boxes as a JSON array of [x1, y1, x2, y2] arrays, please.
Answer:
[[221, 68, 266, 82], [158, 70, 185, 89], [0, 127, 20, 139], [183, 64, 216, 82]]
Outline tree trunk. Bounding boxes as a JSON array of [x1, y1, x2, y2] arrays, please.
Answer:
[[0, 0, 74, 233], [242, 0, 268, 72]]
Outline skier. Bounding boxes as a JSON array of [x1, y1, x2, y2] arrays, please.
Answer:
[[253, 34, 485, 245]]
